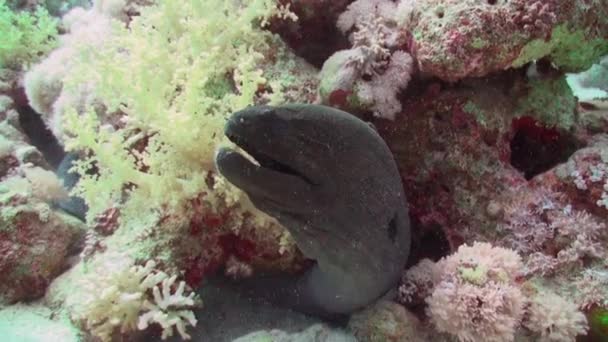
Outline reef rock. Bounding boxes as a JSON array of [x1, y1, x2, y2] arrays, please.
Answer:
[[0, 94, 85, 304], [412, 0, 608, 81], [232, 323, 356, 342]]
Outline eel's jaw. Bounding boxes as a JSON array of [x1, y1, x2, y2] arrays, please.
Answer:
[[214, 146, 315, 212], [223, 127, 316, 186]]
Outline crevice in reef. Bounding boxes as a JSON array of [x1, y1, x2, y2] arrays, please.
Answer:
[[407, 223, 451, 267], [509, 116, 582, 180], [268, 1, 351, 68]]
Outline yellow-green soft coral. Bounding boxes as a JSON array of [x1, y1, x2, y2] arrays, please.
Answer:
[[0, 0, 58, 68], [59, 0, 303, 225]]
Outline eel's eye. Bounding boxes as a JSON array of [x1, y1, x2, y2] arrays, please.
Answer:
[[387, 213, 397, 243]]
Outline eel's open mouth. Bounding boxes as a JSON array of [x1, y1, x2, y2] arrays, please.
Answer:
[[225, 131, 316, 186]]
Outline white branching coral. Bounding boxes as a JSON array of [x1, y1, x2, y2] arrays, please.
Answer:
[[138, 275, 198, 340], [79, 230, 106, 261], [428, 280, 525, 342], [522, 207, 607, 276], [24, 1, 115, 130], [73, 253, 198, 341], [498, 187, 607, 277], [566, 141, 608, 209]]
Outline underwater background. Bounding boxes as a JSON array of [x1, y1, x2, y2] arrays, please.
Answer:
[[0, 0, 607, 341]]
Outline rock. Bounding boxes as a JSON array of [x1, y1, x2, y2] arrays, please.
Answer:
[[232, 323, 356, 342], [412, 0, 608, 81], [0, 303, 81, 342], [349, 301, 431, 342]]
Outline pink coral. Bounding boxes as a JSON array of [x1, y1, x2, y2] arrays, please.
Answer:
[[319, 0, 414, 119], [524, 291, 588, 342], [398, 258, 439, 306], [428, 280, 525, 342], [574, 270, 608, 310], [419, 242, 526, 342]]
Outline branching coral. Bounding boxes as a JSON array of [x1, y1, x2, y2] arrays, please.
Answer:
[[429, 280, 525, 342], [551, 209, 606, 265], [398, 258, 439, 306], [72, 252, 198, 341], [137, 275, 198, 340], [24, 1, 119, 131], [356, 50, 414, 118]]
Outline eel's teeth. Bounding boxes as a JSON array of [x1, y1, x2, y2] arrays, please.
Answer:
[[236, 146, 261, 167]]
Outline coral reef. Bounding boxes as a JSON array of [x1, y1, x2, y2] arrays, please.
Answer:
[[269, 0, 352, 67], [400, 242, 590, 341], [423, 243, 526, 342], [375, 69, 607, 339], [319, 0, 608, 117], [0, 0, 606, 341]]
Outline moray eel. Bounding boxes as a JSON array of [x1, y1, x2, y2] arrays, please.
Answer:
[[214, 104, 411, 319]]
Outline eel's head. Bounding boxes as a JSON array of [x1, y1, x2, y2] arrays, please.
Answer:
[[215, 104, 409, 264], [215, 104, 335, 216]]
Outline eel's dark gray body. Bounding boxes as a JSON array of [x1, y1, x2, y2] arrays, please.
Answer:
[[214, 104, 411, 319]]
